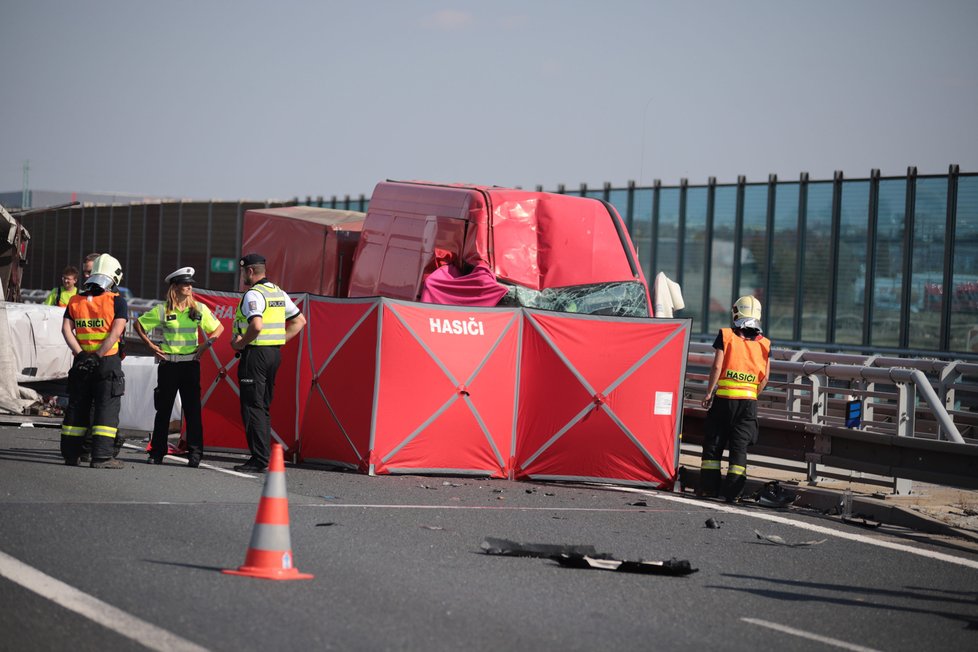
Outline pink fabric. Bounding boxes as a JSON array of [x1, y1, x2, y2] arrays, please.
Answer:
[[421, 263, 508, 307]]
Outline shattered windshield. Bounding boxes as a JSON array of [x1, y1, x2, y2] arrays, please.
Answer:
[[499, 280, 650, 318]]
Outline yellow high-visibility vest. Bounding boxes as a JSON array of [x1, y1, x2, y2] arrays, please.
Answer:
[[234, 282, 287, 346]]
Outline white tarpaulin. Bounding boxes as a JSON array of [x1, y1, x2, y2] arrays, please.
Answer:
[[0, 300, 35, 414], [120, 356, 181, 431], [5, 302, 73, 383]]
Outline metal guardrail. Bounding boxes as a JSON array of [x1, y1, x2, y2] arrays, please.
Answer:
[[683, 342, 978, 493], [20, 289, 163, 343]]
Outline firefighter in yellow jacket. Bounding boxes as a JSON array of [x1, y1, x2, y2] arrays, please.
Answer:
[[60, 254, 128, 468], [700, 295, 771, 501]]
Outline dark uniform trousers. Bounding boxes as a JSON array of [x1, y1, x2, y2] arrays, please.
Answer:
[[701, 397, 758, 500], [151, 360, 203, 461], [61, 354, 125, 461], [238, 346, 281, 467]]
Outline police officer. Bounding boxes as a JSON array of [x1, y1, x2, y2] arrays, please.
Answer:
[[43, 265, 79, 307], [60, 254, 128, 468], [230, 253, 306, 473], [699, 295, 771, 502], [134, 266, 224, 467]]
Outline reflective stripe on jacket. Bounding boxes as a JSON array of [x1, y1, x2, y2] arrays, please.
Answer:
[[156, 303, 202, 354], [68, 292, 119, 355], [234, 282, 287, 346], [716, 327, 770, 399]]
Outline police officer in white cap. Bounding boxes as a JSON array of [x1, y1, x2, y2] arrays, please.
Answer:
[[134, 266, 224, 467]]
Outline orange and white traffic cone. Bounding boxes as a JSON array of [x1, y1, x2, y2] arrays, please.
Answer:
[[223, 443, 313, 580]]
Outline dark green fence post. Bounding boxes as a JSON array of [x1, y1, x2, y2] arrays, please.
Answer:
[[650, 179, 661, 290], [828, 170, 843, 343], [794, 172, 809, 343], [940, 164, 960, 351], [732, 175, 746, 307], [677, 178, 688, 288], [863, 169, 881, 347], [899, 166, 918, 349], [625, 180, 635, 232], [703, 177, 717, 332]]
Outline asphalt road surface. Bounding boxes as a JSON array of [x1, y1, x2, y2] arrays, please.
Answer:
[[1, 423, 976, 652]]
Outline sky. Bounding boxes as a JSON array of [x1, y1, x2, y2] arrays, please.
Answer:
[[2, 0, 977, 201]]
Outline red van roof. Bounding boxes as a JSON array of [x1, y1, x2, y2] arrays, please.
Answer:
[[348, 181, 647, 304]]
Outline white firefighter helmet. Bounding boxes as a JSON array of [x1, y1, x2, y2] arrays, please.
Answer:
[[732, 295, 762, 330], [86, 253, 123, 291]]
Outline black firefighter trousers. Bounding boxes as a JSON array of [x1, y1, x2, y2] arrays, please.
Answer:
[[700, 397, 758, 500], [61, 354, 124, 463]]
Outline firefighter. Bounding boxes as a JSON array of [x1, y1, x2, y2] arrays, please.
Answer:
[[699, 295, 771, 502], [60, 254, 128, 468], [81, 252, 99, 281], [42, 265, 79, 307], [134, 266, 224, 467], [77, 252, 101, 462], [230, 253, 306, 473]]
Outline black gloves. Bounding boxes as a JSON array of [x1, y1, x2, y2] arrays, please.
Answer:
[[75, 352, 101, 375]]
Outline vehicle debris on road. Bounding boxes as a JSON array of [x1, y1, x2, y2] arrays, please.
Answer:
[[753, 529, 827, 547]]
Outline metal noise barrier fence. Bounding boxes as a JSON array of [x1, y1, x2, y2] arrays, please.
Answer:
[[683, 342, 978, 494]]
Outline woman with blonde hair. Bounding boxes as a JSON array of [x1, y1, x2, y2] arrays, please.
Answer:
[[135, 266, 223, 467]]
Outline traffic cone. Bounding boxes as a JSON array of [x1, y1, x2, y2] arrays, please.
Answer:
[[223, 443, 314, 580]]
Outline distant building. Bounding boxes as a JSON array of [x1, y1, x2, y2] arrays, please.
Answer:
[[0, 190, 171, 210]]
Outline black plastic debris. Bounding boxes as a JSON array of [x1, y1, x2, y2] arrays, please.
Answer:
[[315, 522, 337, 527], [480, 537, 598, 558], [705, 517, 723, 529], [842, 515, 882, 528], [751, 481, 798, 508], [481, 538, 697, 577], [753, 529, 827, 547], [628, 500, 648, 507], [555, 554, 698, 576]]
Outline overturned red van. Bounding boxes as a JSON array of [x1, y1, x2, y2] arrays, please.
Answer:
[[347, 181, 651, 316]]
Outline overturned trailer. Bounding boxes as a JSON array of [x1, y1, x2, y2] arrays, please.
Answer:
[[0, 204, 31, 303], [197, 181, 689, 488]]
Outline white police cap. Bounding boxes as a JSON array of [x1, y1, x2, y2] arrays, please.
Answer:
[[165, 266, 196, 285]]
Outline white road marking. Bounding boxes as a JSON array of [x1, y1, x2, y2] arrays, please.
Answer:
[[742, 617, 882, 652], [0, 550, 209, 652], [121, 443, 257, 477], [624, 488, 978, 570], [304, 504, 673, 513]]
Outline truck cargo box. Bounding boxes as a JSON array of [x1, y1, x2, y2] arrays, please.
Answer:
[[242, 206, 364, 296]]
